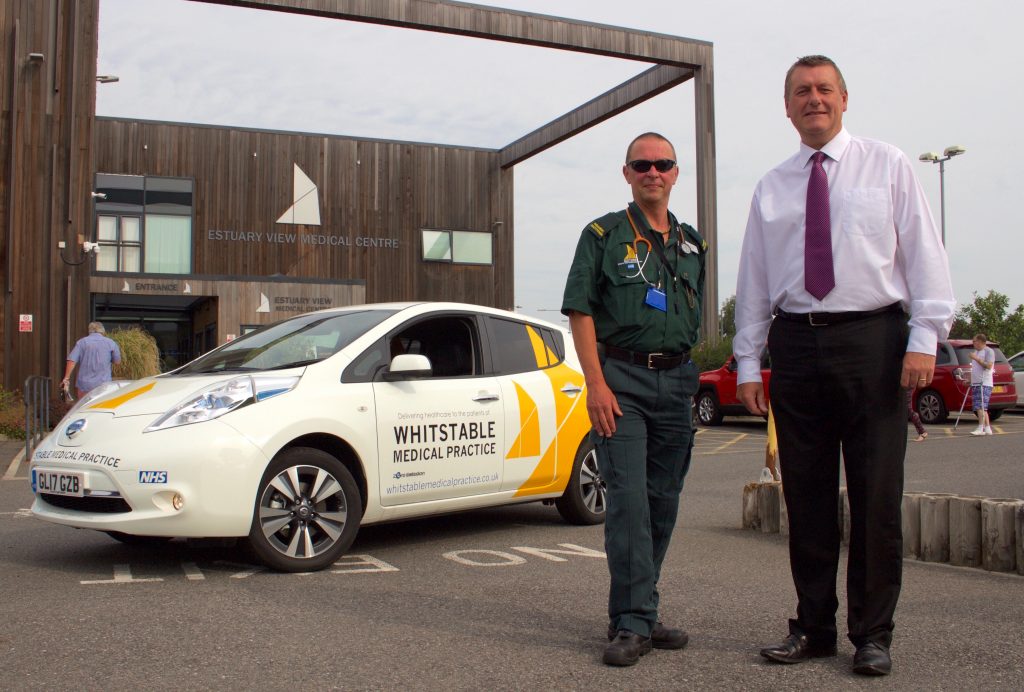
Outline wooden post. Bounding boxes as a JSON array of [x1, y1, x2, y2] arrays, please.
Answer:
[[948, 495, 983, 568], [901, 493, 925, 559], [1016, 504, 1024, 577], [919, 493, 953, 563], [742, 482, 760, 530], [982, 499, 1020, 572], [758, 482, 781, 533]]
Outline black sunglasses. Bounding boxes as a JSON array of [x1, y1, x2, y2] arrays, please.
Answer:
[[627, 159, 676, 173]]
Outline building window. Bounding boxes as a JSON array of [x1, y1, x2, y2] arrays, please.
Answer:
[[96, 215, 142, 272], [94, 174, 193, 274], [421, 229, 493, 265]]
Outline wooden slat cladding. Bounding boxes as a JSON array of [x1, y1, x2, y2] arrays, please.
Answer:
[[94, 118, 512, 307], [1, 0, 99, 391]]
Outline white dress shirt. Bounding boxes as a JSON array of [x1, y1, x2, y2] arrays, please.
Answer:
[[734, 128, 956, 385]]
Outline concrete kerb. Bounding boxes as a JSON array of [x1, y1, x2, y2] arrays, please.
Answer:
[[743, 480, 1024, 577]]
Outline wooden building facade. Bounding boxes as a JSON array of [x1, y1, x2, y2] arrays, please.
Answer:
[[1, 0, 717, 392]]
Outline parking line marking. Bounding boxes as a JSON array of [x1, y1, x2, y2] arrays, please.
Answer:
[[81, 564, 163, 585], [713, 433, 749, 453]]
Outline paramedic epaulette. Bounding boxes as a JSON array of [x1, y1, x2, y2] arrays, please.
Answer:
[[681, 223, 708, 254], [587, 211, 625, 239]]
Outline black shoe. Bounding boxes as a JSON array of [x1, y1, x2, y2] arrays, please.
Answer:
[[606, 622, 689, 650], [760, 633, 837, 664], [603, 630, 653, 667], [852, 642, 892, 676]]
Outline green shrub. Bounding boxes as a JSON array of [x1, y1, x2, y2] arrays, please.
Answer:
[[0, 399, 25, 438], [110, 327, 161, 380], [692, 336, 733, 373]]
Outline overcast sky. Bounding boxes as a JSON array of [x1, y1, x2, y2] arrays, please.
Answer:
[[96, 0, 1019, 326]]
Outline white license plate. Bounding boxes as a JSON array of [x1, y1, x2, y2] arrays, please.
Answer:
[[33, 469, 85, 497]]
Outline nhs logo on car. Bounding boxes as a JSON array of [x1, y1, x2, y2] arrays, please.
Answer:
[[138, 471, 168, 484]]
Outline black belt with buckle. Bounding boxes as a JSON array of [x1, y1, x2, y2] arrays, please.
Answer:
[[774, 302, 903, 327], [601, 344, 689, 370]]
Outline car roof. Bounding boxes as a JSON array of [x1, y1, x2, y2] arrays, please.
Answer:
[[946, 339, 1000, 348]]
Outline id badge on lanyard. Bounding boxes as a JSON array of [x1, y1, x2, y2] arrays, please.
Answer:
[[645, 285, 667, 312]]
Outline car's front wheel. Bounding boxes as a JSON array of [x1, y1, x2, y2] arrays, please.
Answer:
[[916, 389, 948, 425], [695, 390, 723, 426], [556, 438, 605, 525], [247, 447, 362, 572]]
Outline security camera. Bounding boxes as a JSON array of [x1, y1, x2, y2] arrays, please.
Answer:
[[91, 192, 107, 200], [82, 241, 100, 254]]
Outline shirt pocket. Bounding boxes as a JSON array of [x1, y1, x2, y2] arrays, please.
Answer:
[[607, 240, 651, 285], [841, 187, 891, 237]]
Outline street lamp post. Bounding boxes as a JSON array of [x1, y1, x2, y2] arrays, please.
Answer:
[[918, 145, 966, 245]]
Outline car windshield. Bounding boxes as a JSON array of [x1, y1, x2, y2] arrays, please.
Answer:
[[954, 345, 1009, 366], [175, 309, 397, 374]]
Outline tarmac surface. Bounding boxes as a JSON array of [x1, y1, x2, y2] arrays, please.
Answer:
[[2, 416, 1023, 690]]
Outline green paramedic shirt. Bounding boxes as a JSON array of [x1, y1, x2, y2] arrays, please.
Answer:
[[561, 201, 706, 354]]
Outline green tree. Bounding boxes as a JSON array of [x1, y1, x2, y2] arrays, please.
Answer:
[[719, 294, 736, 338], [952, 290, 1024, 355]]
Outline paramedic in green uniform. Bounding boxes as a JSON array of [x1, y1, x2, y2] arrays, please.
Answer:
[[561, 132, 706, 667]]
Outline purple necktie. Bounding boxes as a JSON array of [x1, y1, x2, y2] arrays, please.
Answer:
[[804, 151, 835, 300]]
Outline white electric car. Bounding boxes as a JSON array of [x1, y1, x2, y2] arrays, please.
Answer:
[[30, 302, 604, 571]]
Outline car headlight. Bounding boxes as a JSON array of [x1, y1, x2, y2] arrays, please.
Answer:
[[144, 375, 299, 433]]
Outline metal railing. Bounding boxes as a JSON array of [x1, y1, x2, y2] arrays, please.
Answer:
[[24, 375, 51, 462]]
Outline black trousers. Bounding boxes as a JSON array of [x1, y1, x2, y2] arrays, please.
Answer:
[[767, 309, 908, 648]]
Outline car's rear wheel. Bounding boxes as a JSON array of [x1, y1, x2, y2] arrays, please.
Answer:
[[916, 389, 948, 425], [247, 447, 362, 572], [696, 390, 723, 426], [988, 410, 1003, 422], [556, 438, 605, 525]]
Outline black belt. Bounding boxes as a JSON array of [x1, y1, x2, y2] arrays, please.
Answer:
[[601, 343, 689, 370], [774, 302, 903, 327]]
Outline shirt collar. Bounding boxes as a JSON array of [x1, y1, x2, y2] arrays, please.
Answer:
[[628, 201, 679, 243], [799, 127, 851, 166]]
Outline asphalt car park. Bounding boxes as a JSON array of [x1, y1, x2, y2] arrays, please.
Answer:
[[3, 414, 1022, 689]]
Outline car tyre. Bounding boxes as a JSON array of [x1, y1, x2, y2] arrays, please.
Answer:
[[696, 390, 723, 426], [916, 389, 948, 425], [555, 438, 605, 525], [988, 410, 1002, 422], [247, 447, 362, 573]]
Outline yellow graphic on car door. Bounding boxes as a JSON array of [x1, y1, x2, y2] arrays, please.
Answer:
[[505, 325, 590, 497]]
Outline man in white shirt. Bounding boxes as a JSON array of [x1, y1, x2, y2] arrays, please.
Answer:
[[968, 334, 995, 435], [734, 55, 955, 676]]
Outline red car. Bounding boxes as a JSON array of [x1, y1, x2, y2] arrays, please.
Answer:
[[696, 354, 771, 426], [913, 339, 1017, 424]]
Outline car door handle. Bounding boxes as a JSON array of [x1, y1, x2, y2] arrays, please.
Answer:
[[473, 392, 500, 402], [560, 384, 583, 396]]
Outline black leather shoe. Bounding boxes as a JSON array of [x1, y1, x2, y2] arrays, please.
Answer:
[[607, 622, 689, 650], [852, 642, 892, 676], [603, 630, 653, 667], [760, 633, 837, 664]]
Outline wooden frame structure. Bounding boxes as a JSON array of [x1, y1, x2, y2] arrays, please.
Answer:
[[1, 0, 716, 392]]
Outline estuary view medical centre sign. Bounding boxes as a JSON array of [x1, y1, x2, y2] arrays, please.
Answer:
[[206, 229, 399, 249]]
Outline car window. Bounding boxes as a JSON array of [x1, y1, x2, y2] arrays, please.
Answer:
[[953, 345, 1009, 366], [386, 315, 479, 378], [935, 343, 953, 366], [487, 317, 563, 375], [1011, 354, 1024, 372], [175, 309, 395, 375]]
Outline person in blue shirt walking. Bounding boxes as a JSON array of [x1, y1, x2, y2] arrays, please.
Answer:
[[62, 322, 121, 398]]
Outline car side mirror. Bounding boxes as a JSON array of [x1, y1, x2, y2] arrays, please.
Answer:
[[383, 353, 432, 381]]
